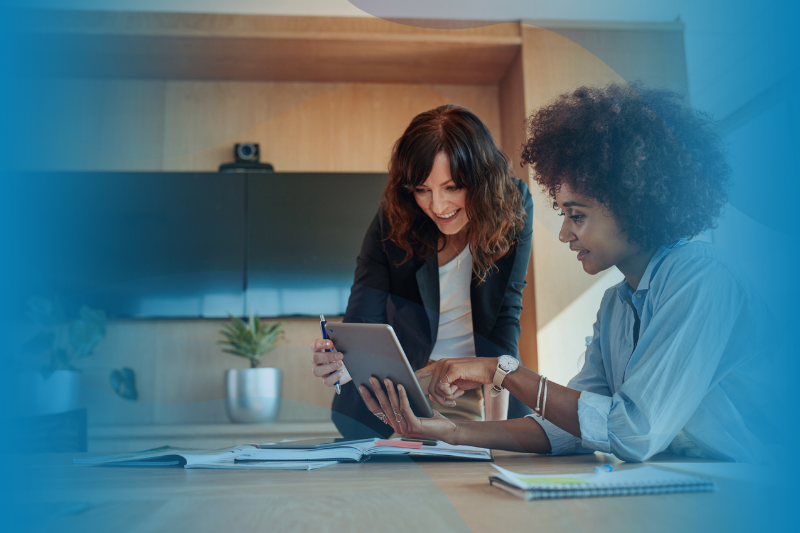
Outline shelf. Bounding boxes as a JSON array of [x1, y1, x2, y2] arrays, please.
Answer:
[[16, 10, 522, 84]]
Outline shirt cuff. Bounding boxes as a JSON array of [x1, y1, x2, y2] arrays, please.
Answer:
[[526, 414, 580, 455], [578, 390, 612, 453]]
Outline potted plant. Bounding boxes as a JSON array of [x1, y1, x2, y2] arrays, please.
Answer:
[[20, 296, 138, 416], [219, 313, 285, 423]]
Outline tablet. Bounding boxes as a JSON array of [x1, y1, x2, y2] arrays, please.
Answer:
[[324, 322, 434, 419]]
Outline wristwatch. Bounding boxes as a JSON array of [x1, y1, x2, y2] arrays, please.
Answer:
[[490, 355, 520, 397]]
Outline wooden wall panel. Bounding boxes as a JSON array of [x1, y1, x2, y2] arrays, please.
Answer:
[[161, 81, 500, 172], [32, 79, 166, 171], [78, 318, 340, 425], [498, 47, 538, 371], [520, 25, 688, 385]]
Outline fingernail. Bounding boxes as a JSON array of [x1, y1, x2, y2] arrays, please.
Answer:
[[336, 361, 342, 368], [338, 371, 343, 377]]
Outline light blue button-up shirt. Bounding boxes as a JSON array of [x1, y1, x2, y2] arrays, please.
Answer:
[[530, 240, 777, 463]]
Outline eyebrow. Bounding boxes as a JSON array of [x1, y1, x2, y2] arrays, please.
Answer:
[[560, 201, 589, 208]]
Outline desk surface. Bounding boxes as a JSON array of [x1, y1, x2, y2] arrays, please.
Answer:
[[9, 450, 775, 533]]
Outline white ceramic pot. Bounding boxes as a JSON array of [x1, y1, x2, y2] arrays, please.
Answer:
[[17, 370, 81, 416], [225, 368, 282, 423]]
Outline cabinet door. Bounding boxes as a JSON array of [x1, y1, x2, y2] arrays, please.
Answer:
[[246, 173, 387, 317], [7, 172, 245, 318]]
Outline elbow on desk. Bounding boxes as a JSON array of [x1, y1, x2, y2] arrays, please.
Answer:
[[610, 435, 671, 463]]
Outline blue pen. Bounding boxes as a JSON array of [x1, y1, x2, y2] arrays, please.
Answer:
[[320, 314, 340, 394], [594, 464, 613, 474]]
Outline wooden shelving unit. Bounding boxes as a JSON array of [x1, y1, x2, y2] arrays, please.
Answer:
[[22, 11, 522, 84], [19, 11, 690, 428]]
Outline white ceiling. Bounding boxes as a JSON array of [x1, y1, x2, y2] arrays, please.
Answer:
[[13, 0, 798, 120]]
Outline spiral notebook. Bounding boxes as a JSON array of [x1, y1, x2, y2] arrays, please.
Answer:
[[489, 465, 716, 500]]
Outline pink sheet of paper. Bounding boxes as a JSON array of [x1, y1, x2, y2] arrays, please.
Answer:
[[375, 439, 423, 449]]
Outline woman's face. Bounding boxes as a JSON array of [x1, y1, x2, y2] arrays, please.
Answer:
[[413, 152, 469, 236], [555, 182, 636, 276]]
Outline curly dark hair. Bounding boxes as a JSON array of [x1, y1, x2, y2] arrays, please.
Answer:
[[521, 83, 730, 250], [383, 104, 526, 283]]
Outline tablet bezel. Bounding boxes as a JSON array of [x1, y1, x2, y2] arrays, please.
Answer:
[[324, 322, 434, 419]]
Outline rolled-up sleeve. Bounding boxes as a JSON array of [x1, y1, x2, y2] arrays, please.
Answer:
[[576, 259, 746, 462], [527, 415, 586, 455], [577, 391, 613, 452]]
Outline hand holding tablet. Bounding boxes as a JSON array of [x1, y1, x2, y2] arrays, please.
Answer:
[[358, 377, 458, 442], [322, 323, 434, 419]]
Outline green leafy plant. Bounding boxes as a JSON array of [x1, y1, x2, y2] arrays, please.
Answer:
[[219, 313, 285, 368], [23, 296, 138, 400]]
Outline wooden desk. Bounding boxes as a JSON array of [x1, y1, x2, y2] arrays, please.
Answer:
[[8, 451, 778, 533]]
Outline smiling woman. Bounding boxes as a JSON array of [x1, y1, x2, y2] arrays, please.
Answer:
[[310, 104, 534, 438], [364, 84, 778, 465]]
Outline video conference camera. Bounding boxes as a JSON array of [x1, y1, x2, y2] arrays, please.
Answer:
[[219, 143, 275, 172]]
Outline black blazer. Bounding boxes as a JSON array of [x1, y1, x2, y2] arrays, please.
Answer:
[[332, 179, 534, 438]]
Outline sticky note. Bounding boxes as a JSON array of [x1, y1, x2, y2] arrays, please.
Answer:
[[375, 439, 423, 449], [518, 476, 590, 485]]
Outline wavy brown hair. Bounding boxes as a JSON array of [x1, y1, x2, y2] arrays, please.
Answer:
[[382, 104, 526, 283]]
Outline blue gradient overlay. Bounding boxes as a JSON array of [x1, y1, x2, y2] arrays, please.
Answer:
[[1, 1, 799, 531]]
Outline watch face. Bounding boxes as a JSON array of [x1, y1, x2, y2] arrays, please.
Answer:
[[498, 355, 518, 372]]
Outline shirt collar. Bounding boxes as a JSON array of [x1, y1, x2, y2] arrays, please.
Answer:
[[616, 239, 689, 304]]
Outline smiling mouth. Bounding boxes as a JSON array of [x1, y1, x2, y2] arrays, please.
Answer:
[[436, 209, 460, 220]]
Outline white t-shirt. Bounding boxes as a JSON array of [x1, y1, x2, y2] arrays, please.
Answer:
[[428, 245, 477, 361]]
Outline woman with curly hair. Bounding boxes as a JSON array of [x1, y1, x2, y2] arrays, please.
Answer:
[[361, 83, 775, 463], [310, 104, 534, 438]]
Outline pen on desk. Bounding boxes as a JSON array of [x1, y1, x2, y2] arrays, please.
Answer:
[[593, 464, 613, 474], [320, 314, 340, 394]]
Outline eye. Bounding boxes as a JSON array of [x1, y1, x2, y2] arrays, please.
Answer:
[[446, 186, 461, 192], [569, 215, 585, 221], [414, 188, 428, 194]]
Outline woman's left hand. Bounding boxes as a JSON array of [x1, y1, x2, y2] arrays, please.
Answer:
[[358, 377, 458, 443]]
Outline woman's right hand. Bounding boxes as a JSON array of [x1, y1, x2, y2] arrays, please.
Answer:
[[310, 339, 351, 387]]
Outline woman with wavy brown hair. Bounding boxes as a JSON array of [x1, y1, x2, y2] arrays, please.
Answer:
[[310, 104, 534, 438]]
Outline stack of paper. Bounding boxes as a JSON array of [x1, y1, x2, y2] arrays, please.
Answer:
[[74, 446, 337, 470], [237, 438, 493, 463]]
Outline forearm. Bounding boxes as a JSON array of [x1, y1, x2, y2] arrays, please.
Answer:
[[449, 417, 551, 453], [503, 366, 582, 437], [482, 384, 508, 421]]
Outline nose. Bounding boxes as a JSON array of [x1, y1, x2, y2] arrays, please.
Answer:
[[431, 189, 448, 214], [558, 217, 574, 243]]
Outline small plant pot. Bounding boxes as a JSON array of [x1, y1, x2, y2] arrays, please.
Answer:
[[17, 370, 81, 416], [225, 368, 282, 423]]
